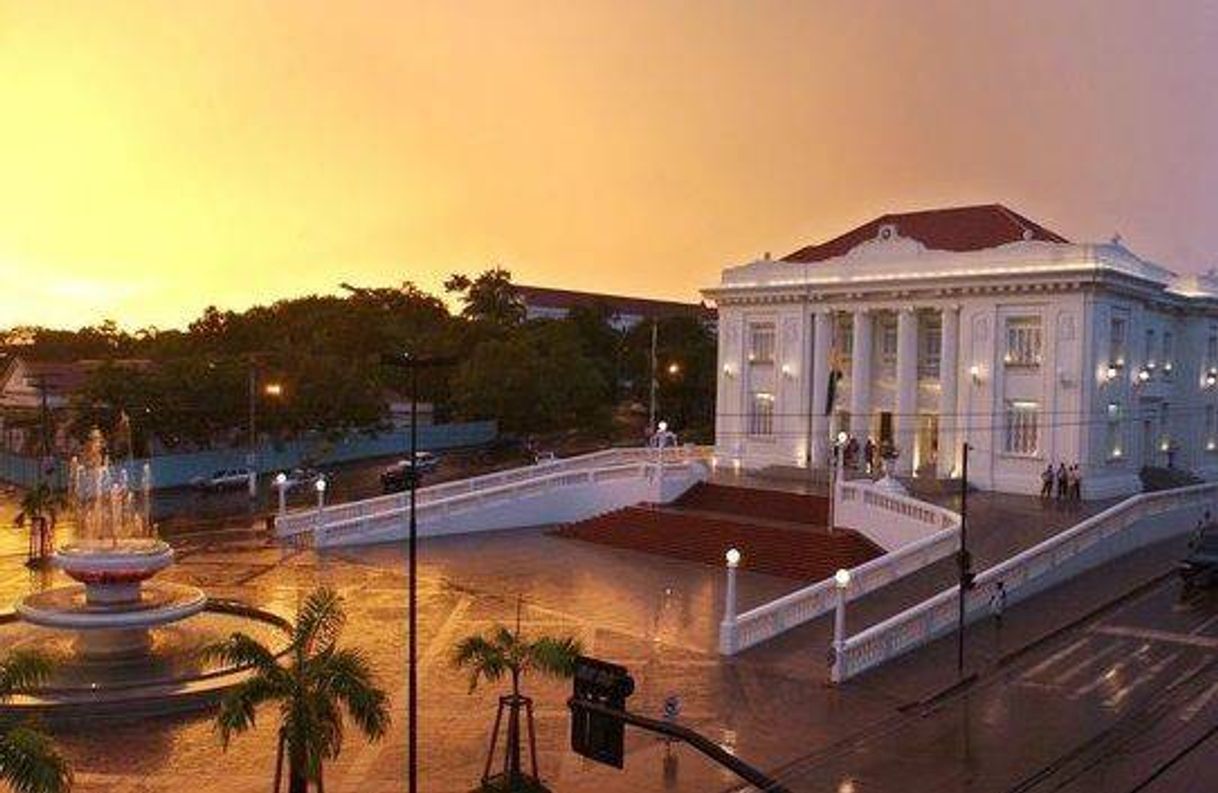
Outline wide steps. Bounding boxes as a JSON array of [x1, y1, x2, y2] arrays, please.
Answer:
[[552, 505, 879, 580], [675, 482, 829, 525]]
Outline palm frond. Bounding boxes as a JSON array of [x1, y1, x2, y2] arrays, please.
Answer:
[[202, 633, 284, 680], [314, 648, 390, 741], [0, 725, 72, 793], [0, 653, 54, 699], [451, 634, 508, 693], [292, 587, 347, 654], [215, 674, 288, 748], [526, 635, 582, 680]]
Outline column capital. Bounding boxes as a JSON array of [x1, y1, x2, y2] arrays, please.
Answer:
[[899, 304, 917, 316]]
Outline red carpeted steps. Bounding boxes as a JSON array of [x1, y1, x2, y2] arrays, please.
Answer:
[[675, 482, 829, 525], [551, 494, 881, 581]]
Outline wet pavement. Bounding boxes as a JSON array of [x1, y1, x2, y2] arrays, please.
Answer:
[[0, 485, 1214, 792]]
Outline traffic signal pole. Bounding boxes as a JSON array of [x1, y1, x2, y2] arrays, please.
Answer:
[[567, 698, 791, 793]]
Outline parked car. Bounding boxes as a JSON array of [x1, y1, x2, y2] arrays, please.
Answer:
[[532, 451, 557, 465], [380, 452, 441, 493], [192, 468, 253, 492], [1180, 522, 1218, 591]]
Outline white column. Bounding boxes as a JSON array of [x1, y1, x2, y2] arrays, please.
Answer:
[[894, 307, 918, 476], [718, 549, 741, 655], [938, 306, 960, 478], [849, 308, 872, 439], [830, 568, 851, 683], [810, 310, 833, 466]]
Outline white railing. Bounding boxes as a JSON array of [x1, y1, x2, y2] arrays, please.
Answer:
[[313, 460, 702, 547], [836, 482, 1218, 681], [837, 480, 959, 550], [722, 482, 961, 654], [276, 445, 709, 538]]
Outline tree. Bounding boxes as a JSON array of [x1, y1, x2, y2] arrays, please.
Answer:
[[621, 316, 716, 441], [445, 268, 526, 328], [452, 619, 581, 792], [0, 651, 72, 793], [13, 484, 62, 568], [452, 321, 611, 435], [206, 587, 390, 793]]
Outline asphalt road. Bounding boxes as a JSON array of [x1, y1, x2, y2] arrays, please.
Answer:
[[766, 576, 1218, 793]]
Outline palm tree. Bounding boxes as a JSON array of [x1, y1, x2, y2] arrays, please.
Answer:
[[205, 587, 390, 793], [13, 484, 62, 568], [452, 617, 581, 792], [0, 651, 72, 793]]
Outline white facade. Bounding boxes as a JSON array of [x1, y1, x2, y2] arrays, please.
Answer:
[[704, 215, 1218, 499]]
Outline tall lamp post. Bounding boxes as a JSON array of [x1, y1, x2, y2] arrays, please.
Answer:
[[380, 351, 456, 793]]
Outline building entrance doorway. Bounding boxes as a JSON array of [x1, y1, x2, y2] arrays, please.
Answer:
[[917, 414, 939, 473], [878, 412, 893, 448], [1142, 419, 1155, 467]]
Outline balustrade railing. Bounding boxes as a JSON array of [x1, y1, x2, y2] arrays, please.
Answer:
[[276, 445, 709, 538], [835, 482, 1218, 681], [722, 482, 960, 654]]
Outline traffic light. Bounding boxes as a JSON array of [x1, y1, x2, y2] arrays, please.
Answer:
[[570, 656, 635, 768]]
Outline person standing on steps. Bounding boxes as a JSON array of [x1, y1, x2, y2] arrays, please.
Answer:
[[1040, 464, 1054, 499], [989, 581, 1007, 628], [1056, 462, 1069, 500]]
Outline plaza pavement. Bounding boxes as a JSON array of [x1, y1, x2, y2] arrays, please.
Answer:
[[0, 485, 1190, 793]]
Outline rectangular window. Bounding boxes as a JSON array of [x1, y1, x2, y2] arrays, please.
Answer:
[[1208, 331, 1218, 372], [1109, 316, 1127, 367], [1145, 328, 1156, 368], [1004, 316, 1042, 368], [880, 319, 898, 366], [834, 315, 853, 370], [1003, 401, 1040, 456], [920, 321, 942, 379], [748, 392, 774, 436], [748, 323, 775, 364]]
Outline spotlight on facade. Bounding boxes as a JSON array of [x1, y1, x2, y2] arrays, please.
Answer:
[[1164, 362, 1173, 373], [1160, 440, 1171, 452], [1206, 371, 1217, 388], [1105, 365, 1118, 381], [1112, 447, 1123, 458], [969, 364, 982, 384], [1137, 368, 1151, 383]]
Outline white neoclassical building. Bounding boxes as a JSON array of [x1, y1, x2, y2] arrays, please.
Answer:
[[703, 204, 1218, 499]]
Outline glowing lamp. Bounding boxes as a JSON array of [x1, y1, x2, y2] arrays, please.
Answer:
[[834, 568, 851, 589], [725, 548, 741, 568]]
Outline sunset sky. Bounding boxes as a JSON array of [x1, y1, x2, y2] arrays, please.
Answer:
[[2, 1, 1217, 330]]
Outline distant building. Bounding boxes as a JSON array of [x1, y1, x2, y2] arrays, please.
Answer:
[[514, 285, 715, 331], [704, 203, 1218, 499]]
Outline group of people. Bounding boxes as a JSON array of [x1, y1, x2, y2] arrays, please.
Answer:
[[1040, 462, 1083, 500], [836, 435, 897, 475]]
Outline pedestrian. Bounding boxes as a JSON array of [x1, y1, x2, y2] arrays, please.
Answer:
[[846, 436, 860, 470], [863, 437, 876, 474], [1056, 462, 1068, 500], [1040, 464, 1054, 499], [989, 581, 1007, 628], [1069, 464, 1082, 501]]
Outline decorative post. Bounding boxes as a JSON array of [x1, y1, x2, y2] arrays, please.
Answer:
[[831, 568, 851, 683], [275, 473, 288, 516], [314, 476, 326, 512], [719, 548, 741, 655]]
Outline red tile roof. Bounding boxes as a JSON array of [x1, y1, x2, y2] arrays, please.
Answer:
[[782, 204, 1069, 263], [514, 285, 714, 320]]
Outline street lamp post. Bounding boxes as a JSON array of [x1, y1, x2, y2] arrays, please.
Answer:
[[274, 472, 288, 516], [719, 548, 741, 654], [831, 568, 851, 682], [829, 430, 847, 533], [380, 351, 456, 793]]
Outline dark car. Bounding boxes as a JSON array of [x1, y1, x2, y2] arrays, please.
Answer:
[[191, 467, 253, 492], [380, 452, 440, 493], [1180, 522, 1218, 591]]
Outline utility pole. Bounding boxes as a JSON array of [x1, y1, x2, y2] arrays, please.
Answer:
[[956, 441, 972, 676], [247, 360, 258, 498], [648, 319, 658, 435], [379, 351, 456, 793]]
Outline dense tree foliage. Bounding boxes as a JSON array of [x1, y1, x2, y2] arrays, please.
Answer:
[[3, 273, 716, 450]]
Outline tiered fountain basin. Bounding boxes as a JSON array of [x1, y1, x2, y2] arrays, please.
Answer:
[[17, 540, 207, 658]]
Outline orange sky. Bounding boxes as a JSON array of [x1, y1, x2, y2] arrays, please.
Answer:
[[3, 1, 1217, 330]]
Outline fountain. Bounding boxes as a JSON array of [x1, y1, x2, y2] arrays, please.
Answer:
[[4, 429, 289, 719]]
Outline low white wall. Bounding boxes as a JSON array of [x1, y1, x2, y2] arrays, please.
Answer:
[[836, 483, 1218, 681], [835, 480, 958, 551], [313, 462, 708, 548]]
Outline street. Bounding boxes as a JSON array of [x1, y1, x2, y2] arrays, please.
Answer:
[[768, 576, 1218, 793]]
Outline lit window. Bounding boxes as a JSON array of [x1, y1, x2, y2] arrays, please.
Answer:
[[748, 392, 775, 436], [748, 323, 775, 364], [1003, 401, 1039, 456], [880, 319, 898, 366], [1004, 316, 1042, 368]]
